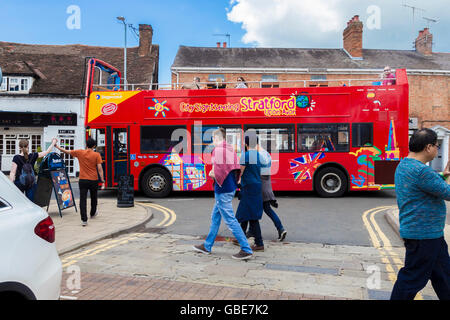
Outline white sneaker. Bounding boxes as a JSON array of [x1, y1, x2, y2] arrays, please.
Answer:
[[82, 221, 88, 227], [91, 211, 98, 218]]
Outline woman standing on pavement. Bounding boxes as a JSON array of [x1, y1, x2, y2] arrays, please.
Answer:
[[236, 131, 265, 251], [9, 138, 57, 200]]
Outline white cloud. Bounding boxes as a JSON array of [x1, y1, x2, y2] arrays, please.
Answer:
[[227, 0, 343, 47], [226, 0, 450, 52]]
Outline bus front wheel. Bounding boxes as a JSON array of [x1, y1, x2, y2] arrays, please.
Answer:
[[314, 167, 347, 198], [141, 168, 172, 198]]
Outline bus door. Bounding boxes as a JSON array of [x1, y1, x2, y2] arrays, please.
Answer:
[[106, 126, 130, 186]]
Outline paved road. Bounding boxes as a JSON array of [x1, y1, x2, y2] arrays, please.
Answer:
[[138, 190, 402, 247], [62, 186, 448, 301], [71, 184, 404, 247]]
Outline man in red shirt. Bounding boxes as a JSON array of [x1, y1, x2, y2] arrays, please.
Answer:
[[56, 138, 105, 226]]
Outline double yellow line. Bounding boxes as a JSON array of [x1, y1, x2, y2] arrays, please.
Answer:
[[61, 233, 146, 268], [61, 203, 176, 268], [139, 202, 177, 227], [362, 206, 423, 300]]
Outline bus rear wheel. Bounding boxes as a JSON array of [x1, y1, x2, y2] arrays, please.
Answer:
[[314, 167, 347, 198], [141, 168, 172, 198]]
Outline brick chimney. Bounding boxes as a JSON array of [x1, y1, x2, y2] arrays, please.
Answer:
[[343, 15, 363, 59], [138, 24, 153, 57], [415, 28, 433, 56]]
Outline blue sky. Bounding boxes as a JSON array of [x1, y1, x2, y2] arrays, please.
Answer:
[[1, 0, 448, 84]]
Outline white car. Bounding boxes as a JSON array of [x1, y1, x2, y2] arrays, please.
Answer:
[[0, 171, 62, 299]]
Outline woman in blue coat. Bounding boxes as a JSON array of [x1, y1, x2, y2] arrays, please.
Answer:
[[236, 132, 264, 251]]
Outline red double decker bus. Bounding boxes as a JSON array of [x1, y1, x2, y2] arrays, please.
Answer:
[[84, 58, 409, 198]]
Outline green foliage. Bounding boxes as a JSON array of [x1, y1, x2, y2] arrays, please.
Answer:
[[34, 146, 43, 173]]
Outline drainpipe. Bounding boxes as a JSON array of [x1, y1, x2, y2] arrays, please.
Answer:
[[171, 70, 180, 89]]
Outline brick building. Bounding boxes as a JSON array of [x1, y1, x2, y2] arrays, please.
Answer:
[[0, 24, 158, 176], [171, 16, 449, 171]]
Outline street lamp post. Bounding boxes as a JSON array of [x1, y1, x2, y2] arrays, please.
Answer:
[[116, 16, 127, 90]]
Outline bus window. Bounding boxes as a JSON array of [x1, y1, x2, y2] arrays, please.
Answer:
[[244, 125, 294, 153], [298, 123, 349, 152], [88, 128, 106, 158], [141, 125, 187, 154], [352, 123, 373, 147], [192, 125, 242, 156]]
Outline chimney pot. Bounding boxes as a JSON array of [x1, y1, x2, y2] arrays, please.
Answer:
[[415, 28, 433, 56], [217, 42, 221, 48], [343, 15, 363, 59], [222, 42, 227, 48]]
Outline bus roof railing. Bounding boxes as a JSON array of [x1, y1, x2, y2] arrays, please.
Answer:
[[91, 77, 397, 92]]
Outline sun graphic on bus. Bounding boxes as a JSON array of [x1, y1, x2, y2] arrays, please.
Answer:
[[148, 99, 169, 117]]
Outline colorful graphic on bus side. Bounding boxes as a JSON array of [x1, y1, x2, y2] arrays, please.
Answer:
[[160, 151, 207, 191], [289, 152, 325, 183]]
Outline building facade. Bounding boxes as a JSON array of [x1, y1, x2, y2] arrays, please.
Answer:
[[0, 24, 159, 176], [171, 16, 449, 171]]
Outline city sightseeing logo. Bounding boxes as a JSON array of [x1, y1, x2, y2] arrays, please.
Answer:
[[101, 103, 118, 116]]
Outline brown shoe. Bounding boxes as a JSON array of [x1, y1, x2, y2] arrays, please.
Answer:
[[251, 244, 264, 252], [232, 250, 253, 260], [193, 244, 211, 255]]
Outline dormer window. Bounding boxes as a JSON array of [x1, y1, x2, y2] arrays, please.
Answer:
[[0, 76, 31, 93]]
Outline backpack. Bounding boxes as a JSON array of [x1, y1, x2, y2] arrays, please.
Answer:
[[19, 157, 36, 190]]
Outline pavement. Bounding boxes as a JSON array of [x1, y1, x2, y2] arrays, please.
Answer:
[[50, 195, 449, 301], [384, 207, 450, 244], [49, 198, 152, 255]]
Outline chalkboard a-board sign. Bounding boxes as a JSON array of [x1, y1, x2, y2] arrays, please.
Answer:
[[117, 175, 134, 207], [51, 169, 76, 216], [34, 152, 76, 217]]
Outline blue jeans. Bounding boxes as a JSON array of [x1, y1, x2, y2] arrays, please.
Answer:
[[204, 191, 252, 254], [263, 201, 284, 231], [14, 181, 36, 201]]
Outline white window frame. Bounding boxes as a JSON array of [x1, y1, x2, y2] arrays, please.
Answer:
[[8, 77, 20, 92], [0, 77, 7, 91], [208, 74, 225, 82], [21, 78, 29, 91], [2, 76, 32, 93], [261, 75, 278, 82], [31, 134, 42, 153], [5, 139, 16, 155]]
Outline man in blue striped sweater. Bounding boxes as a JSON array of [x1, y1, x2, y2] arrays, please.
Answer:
[[391, 128, 450, 300]]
